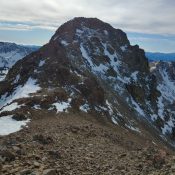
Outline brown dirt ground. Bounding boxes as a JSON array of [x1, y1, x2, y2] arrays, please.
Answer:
[[0, 110, 175, 175]]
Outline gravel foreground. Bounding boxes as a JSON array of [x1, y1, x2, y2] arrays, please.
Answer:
[[0, 111, 175, 175]]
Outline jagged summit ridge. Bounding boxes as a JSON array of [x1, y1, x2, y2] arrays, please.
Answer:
[[50, 17, 148, 74], [51, 17, 129, 46]]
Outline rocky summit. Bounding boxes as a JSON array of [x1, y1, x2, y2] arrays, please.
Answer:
[[0, 17, 175, 174]]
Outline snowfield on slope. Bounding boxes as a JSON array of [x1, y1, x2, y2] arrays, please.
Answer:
[[0, 102, 23, 113], [0, 115, 30, 136], [0, 78, 41, 110]]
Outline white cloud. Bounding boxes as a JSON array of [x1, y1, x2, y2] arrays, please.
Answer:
[[0, 0, 174, 35], [0, 22, 57, 31]]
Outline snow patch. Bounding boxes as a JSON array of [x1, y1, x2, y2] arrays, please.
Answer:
[[131, 71, 139, 81], [131, 98, 145, 117], [0, 78, 41, 108], [150, 66, 156, 72], [112, 117, 118, 124], [73, 70, 82, 77], [157, 96, 165, 120], [80, 44, 94, 68], [117, 76, 130, 84], [39, 60, 45, 67], [126, 124, 141, 133], [150, 114, 158, 121], [157, 69, 175, 103], [80, 44, 108, 73], [61, 40, 69, 46], [52, 99, 71, 113], [104, 30, 108, 35], [120, 45, 128, 52], [101, 43, 133, 84], [76, 29, 83, 35], [106, 100, 113, 115], [0, 115, 30, 136], [13, 74, 20, 84], [150, 62, 159, 72], [79, 103, 90, 112], [162, 124, 172, 135], [33, 105, 41, 110], [161, 118, 175, 135], [102, 43, 121, 70], [1, 102, 23, 113], [53, 36, 59, 41], [76, 27, 96, 38]]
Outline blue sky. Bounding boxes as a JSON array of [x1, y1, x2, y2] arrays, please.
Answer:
[[127, 33, 175, 53], [0, 0, 174, 53]]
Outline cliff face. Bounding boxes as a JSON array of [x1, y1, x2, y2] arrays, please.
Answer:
[[0, 17, 175, 146], [150, 61, 175, 138]]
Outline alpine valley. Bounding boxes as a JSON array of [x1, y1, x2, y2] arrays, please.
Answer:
[[1, 18, 175, 175]]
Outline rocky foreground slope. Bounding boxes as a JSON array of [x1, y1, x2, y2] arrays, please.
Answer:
[[0, 17, 175, 174], [1, 112, 175, 175]]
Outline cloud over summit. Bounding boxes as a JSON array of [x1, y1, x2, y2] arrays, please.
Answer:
[[0, 0, 174, 35]]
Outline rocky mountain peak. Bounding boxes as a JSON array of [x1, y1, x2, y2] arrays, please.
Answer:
[[48, 17, 148, 75], [0, 18, 175, 148], [51, 17, 129, 47]]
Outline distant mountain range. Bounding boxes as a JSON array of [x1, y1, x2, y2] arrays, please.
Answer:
[[0, 42, 39, 81], [146, 52, 175, 61]]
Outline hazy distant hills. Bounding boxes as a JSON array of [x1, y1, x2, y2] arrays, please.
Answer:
[[146, 52, 175, 61]]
